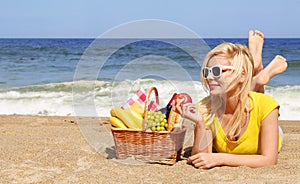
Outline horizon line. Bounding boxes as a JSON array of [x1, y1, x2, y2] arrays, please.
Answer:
[[1, 37, 299, 39]]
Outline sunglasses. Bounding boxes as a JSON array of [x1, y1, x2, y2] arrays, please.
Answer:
[[202, 65, 234, 78]]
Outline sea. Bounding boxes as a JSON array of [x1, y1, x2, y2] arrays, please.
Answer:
[[0, 38, 299, 120]]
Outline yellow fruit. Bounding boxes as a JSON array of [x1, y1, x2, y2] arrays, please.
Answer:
[[130, 108, 143, 120], [110, 108, 143, 129], [109, 117, 127, 128], [130, 102, 144, 116]]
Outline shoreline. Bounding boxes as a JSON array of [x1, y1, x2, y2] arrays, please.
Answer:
[[0, 115, 299, 183]]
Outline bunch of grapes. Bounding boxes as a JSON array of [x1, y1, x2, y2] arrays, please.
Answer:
[[146, 111, 168, 131]]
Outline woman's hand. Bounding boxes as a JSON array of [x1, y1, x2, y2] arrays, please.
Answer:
[[187, 153, 221, 169], [175, 99, 202, 124]]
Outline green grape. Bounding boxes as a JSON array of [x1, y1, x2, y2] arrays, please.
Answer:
[[147, 110, 167, 131], [151, 126, 156, 131], [156, 126, 160, 131], [156, 126, 161, 131]]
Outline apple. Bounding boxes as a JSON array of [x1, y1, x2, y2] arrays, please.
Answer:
[[175, 93, 192, 105]]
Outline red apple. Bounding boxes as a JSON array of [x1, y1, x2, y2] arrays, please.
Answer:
[[175, 93, 192, 105]]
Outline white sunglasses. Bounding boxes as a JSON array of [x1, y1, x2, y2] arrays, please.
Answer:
[[202, 65, 234, 78]]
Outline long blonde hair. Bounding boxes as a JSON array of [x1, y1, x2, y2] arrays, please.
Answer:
[[199, 42, 254, 140]]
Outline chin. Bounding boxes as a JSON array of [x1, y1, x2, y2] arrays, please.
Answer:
[[209, 92, 218, 96], [209, 89, 225, 96]]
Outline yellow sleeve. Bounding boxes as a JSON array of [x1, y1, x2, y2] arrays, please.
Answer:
[[261, 94, 279, 120], [250, 92, 280, 120]]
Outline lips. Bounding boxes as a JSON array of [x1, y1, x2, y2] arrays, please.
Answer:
[[208, 83, 220, 90], [209, 83, 219, 87]]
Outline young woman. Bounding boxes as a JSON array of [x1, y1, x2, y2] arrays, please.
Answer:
[[176, 42, 283, 169]]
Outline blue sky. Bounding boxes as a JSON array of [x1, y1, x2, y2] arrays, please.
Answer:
[[1, 0, 300, 38]]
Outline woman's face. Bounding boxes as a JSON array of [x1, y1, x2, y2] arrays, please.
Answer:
[[204, 55, 234, 96]]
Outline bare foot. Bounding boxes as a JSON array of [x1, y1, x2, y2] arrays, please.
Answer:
[[248, 30, 264, 75], [252, 55, 287, 90]]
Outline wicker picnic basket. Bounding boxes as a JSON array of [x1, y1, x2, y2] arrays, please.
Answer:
[[111, 87, 186, 165]]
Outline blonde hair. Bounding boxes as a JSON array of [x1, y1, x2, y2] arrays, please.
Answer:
[[199, 42, 254, 140]]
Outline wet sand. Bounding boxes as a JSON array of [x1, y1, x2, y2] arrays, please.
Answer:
[[0, 115, 299, 183]]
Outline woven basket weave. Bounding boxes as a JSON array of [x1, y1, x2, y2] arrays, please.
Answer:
[[111, 87, 186, 165]]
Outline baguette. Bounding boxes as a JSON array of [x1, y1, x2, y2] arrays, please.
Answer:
[[167, 107, 181, 131]]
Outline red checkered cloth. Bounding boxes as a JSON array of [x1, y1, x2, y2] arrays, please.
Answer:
[[147, 100, 159, 111], [121, 88, 159, 111]]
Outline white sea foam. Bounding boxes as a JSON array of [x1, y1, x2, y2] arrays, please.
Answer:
[[0, 80, 299, 120], [265, 85, 300, 120]]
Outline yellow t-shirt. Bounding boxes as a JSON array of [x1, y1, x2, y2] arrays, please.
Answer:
[[206, 91, 282, 154]]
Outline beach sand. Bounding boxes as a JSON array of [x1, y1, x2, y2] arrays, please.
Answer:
[[0, 115, 299, 183]]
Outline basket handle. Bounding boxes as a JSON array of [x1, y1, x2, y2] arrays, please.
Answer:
[[142, 87, 159, 131]]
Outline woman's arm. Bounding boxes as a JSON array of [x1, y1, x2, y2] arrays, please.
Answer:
[[175, 102, 213, 154], [188, 108, 279, 169], [191, 122, 213, 155], [257, 107, 280, 165]]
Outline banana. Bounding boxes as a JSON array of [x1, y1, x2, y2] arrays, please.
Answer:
[[130, 108, 143, 120], [110, 108, 143, 129], [130, 102, 144, 116], [109, 116, 127, 128]]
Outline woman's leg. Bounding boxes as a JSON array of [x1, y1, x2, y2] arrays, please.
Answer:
[[248, 30, 264, 76], [251, 55, 287, 93], [248, 30, 287, 93]]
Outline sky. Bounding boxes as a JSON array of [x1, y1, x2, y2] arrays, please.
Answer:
[[1, 0, 300, 38]]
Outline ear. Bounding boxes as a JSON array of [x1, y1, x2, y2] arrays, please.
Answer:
[[240, 71, 246, 83]]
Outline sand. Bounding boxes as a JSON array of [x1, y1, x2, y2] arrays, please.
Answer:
[[0, 115, 299, 183]]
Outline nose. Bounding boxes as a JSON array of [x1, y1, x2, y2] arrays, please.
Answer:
[[206, 72, 215, 79]]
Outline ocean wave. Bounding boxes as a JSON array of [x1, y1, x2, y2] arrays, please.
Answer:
[[0, 81, 299, 120], [264, 85, 300, 120], [287, 60, 300, 67], [0, 80, 205, 117]]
